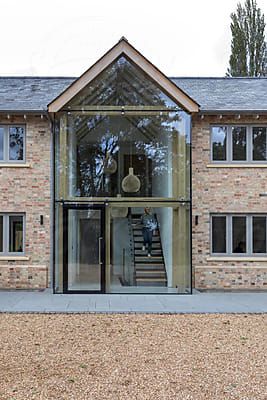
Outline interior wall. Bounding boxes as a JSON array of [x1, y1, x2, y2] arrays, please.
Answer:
[[156, 207, 173, 287], [112, 217, 132, 282]]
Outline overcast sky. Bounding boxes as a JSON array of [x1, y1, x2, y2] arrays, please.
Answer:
[[1, 0, 266, 77]]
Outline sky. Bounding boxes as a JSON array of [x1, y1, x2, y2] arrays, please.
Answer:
[[0, 0, 266, 78]]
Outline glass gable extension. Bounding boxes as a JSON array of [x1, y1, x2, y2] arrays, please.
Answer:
[[55, 55, 192, 294]]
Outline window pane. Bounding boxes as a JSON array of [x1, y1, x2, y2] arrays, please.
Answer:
[[212, 216, 226, 253], [9, 216, 23, 252], [212, 127, 227, 161], [9, 127, 24, 161], [253, 127, 266, 161], [66, 55, 178, 109], [253, 217, 266, 253], [0, 127, 4, 160], [232, 216, 246, 253], [232, 127, 246, 161], [66, 111, 190, 199], [0, 216, 3, 252]]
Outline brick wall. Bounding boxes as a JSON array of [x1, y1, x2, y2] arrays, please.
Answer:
[[192, 114, 267, 290], [0, 115, 51, 289]]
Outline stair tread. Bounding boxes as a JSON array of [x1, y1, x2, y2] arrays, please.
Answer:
[[136, 278, 167, 282], [130, 213, 167, 287]]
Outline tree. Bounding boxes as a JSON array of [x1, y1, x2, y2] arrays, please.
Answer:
[[227, 0, 267, 76]]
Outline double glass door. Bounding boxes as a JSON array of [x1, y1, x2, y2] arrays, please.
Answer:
[[63, 205, 105, 293]]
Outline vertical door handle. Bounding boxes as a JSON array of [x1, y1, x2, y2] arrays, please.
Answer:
[[98, 237, 103, 265]]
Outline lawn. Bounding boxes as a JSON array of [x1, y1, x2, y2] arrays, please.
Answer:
[[0, 314, 266, 399]]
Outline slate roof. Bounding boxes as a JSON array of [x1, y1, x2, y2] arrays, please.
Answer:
[[0, 77, 75, 112], [172, 77, 267, 112], [0, 76, 266, 112]]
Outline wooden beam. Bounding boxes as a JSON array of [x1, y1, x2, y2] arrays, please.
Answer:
[[48, 39, 199, 113]]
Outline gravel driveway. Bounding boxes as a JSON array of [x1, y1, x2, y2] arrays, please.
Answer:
[[0, 314, 266, 399]]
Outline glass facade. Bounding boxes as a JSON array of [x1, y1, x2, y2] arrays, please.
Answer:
[[54, 56, 192, 294]]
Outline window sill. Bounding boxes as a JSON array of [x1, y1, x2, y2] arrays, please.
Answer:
[[0, 163, 31, 168], [0, 256, 30, 261], [207, 164, 267, 168], [207, 256, 267, 262]]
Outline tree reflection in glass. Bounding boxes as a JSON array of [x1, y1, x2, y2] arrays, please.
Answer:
[[232, 127, 246, 161], [9, 127, 24, 161], [253, 127, 266, 161], [69, 111, 188, 198]]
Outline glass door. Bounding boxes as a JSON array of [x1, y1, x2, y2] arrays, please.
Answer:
[[63, 204, 105, 293]]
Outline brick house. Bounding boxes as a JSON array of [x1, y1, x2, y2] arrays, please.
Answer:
[[0, 38, 266, 293]]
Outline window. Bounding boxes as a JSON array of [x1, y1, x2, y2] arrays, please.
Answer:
[[0, 214, 24, 255], [211, 126, 267, 163], [211, 214, 267, 255], [0, 125, 25, 162]]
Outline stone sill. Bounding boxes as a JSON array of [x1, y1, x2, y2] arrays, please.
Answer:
[[0, 256, 30, 261], [0, 163, 31, 168], [207, 256, 267, 262], [196, 266, 267, 270], [207, 164, 267, 168]]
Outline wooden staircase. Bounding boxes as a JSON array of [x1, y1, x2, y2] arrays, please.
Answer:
[[130, 214, 167, 287]]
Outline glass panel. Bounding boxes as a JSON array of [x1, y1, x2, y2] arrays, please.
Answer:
[[0, 127, 4, 160], [253, 127, 266, 161], [9, 127, 24, 161], [64, 111, 190, 199], [67, 209, 102, 291], [232, 127, 246, 161], [109, 205, 191, 294], [232, 216, 246, 253], [211, 126, 227, 161], [212, 216, 226, 253], [9, 215, 23, 252], [0, 216, 3, 252], [66, 56, 179, 109], [253, 216, 266, 253]]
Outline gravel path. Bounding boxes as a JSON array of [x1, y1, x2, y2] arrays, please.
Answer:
[[0, 314, 266, 399]]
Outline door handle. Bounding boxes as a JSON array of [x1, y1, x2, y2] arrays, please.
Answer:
[[98, 237, 103, 265]]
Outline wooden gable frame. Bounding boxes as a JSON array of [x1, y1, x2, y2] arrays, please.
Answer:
[[48, 37, 199, 113]]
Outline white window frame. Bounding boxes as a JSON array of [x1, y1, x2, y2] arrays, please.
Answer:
[[0, 125, 26, 163], [0, 214, 25, 255], [211, 214, 267, 256], [210, 125, 267, 164]]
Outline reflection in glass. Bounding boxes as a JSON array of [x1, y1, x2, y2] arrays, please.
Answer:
[[253, 127, 266, 161], [9, 215, 23, 252], [232, 127, 246, 161], [0, 128, 4, 160], [66, 112, 190, 199], [66, 56, 179, 109], [0, 216, 3, 252], [232, 216, 246, 253], [253, 216, 266, 253], [68, 209, 102, 291], [212, 216, 226, 253], [212, 126, 227, 161], [9, 127, 24, 161]]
